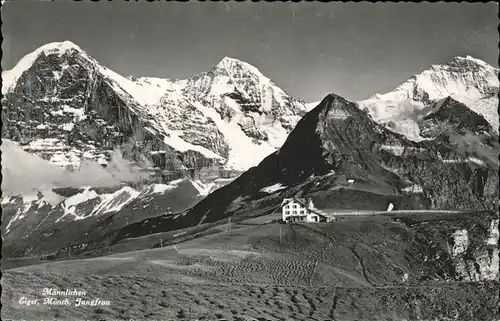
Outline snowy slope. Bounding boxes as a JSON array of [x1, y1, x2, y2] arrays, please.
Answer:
[[358, 56, 499, 141], [306, 101, 321, 111]]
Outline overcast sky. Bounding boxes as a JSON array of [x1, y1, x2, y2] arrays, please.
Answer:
[[2, 1, 498, 101]]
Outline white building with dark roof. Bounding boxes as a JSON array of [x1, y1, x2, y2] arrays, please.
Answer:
[[281, 197, 327, 223]]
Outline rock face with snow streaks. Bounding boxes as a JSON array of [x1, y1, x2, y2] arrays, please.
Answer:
[[2, 41, 307, 173]]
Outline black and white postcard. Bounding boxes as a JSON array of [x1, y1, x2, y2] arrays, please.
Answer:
[[1, 1, 499, 320]]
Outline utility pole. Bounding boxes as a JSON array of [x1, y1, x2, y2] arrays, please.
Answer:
[[223, 217, 231, 237]]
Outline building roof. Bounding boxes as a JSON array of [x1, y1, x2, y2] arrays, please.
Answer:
[[281, 197, 310, 207]]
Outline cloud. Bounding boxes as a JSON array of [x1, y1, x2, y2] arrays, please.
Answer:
[[1, 139, 152, 196], [449, 131, 500, 168], [391, 100, 430, 122]]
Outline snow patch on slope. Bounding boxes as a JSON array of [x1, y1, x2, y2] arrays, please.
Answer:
[[90, 186, 140, 216], [260, 183, 287, 193], [306, 101, 320, 111], [487, 219, 499, 246], [4, 194, 40, 233], [450, 229, 469, 257], [162, 130, 223, 160], [192, 100, 276, 170], [191, 180, 215, 196], [150, 183, 177, 195], [401, 184, 424, 193], [57, 188, 100, 222], [100, 67, 180, 107]]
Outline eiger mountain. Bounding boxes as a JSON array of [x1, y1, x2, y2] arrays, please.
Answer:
[[2, 41, 308, 174], [5, 93, 498, 263]]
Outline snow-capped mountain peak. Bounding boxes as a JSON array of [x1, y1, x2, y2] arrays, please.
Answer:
[[370, 56, 498, 103], [447, 55, 495, 69], [358, 55, 499, 141], [216, 56, 270, 82], [2, 41, 87, 93]]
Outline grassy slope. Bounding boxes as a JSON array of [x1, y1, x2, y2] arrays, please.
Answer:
[[2, 210, 498, 321]]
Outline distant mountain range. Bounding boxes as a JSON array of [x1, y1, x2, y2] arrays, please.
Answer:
[[2, 41, 308, 173], [2, 42, 498, 173], [1, 41, 498, 262]]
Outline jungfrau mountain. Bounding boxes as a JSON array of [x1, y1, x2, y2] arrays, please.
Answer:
[[358, 55, 499, 141]]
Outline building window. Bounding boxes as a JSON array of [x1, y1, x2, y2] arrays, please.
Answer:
[[293, 205, 297, 209], [293, 211, 297, 214], [300, 210, 305, 214], [284, 210, 290, 214]]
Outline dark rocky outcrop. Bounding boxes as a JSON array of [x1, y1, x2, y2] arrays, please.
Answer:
[[111, 94, 499, 243]]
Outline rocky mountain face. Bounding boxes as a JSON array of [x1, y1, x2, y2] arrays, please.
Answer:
[[2, 41, 307, 175], [108, 94, 498, 241], [358, 56, 499, 142], [17, 94, 495, 284]]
